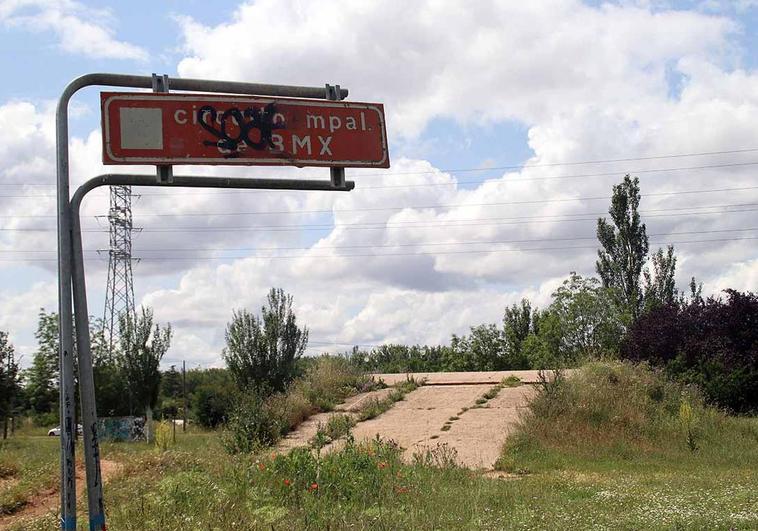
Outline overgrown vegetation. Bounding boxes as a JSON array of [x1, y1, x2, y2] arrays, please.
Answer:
[[497, 361, 758, 474], [355, 377, 420, 422], [222, 356, 379, 453], [621, 290, 758, 414], [224, 288, 308, 394], [0, 436, 58, 516]]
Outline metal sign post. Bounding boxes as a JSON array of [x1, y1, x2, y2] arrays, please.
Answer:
[[56, 72, 380, 530]]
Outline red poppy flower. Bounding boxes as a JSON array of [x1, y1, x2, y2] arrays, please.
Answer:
[[257, 463, 265, 471], [283, 479, 291, 486], [309, 482, 318, 491]]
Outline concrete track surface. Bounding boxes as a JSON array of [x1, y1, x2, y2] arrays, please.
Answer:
[[350, 382, 534, 469], [278, 371, 538, 469]]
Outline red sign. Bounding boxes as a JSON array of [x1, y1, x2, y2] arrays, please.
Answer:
[[101, 92, 389, 168]]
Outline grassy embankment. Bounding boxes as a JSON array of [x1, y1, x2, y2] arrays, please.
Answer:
[[4, 362, 757, 530]]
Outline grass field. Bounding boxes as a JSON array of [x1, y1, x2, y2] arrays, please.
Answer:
[[2, 363, 757, 530]]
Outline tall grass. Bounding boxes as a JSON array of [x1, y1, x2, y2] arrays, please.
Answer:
[[497, 361, 758, 473], [223, 357, 383, 453], [0, 437, 59, 516]]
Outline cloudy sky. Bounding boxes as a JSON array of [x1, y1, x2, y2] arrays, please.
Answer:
[[1, 0, 757, 369]]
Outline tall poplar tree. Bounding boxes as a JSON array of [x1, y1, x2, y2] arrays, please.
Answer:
[[596, 175, 649, 320]]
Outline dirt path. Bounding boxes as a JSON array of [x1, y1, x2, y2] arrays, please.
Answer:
[[0, 459, 122, 530]]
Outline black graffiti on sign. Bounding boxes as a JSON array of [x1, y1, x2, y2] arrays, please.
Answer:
[[197, 103, 284, 157]]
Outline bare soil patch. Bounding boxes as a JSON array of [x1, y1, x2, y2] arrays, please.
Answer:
[[0, 459, 122, 530]]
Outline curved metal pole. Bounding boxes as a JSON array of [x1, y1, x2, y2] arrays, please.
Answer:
[[69, 173, 353, 529], [68, 174, 354, 527], [57, 73, 351, 531]]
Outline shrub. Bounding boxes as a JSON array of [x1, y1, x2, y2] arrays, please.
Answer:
[[411, 443, 459, 469], [154, 421, 174, 452], [259, 436, 404, 504], [300, 356, 374, 411], [501, 375, 521, 387], [265, 387, 315, 434], [621, 290, 758, 414], [222, 392, 282, 454], [224, 357, 382, 452], [311, 414, 356, 447], [193, 383, 234, 428]]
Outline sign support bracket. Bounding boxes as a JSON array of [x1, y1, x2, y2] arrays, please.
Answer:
[[326, 83, 346, 188]]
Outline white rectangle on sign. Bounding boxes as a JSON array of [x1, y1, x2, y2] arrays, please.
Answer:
[[119, 107, 163, 150]]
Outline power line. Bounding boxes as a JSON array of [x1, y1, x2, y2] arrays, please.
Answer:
[[130, 185, 758, 216], [3, 146, 758, 188], [3, 227, 755, 255], [2, 184, 755, 223], [3, 198, 756, 221], [110, 161, 758, 196], [1, 158, 758, 200], [2, 205, 757, 233], [2, 235, 755, 262], [113, 207, 758, 232]]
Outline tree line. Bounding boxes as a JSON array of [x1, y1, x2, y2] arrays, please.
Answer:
[[1, 307, 171, 437], [1, 174, 755, 437]]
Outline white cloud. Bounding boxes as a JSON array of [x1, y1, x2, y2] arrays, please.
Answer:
[[0, 281, 56, 365], [177, 0, 734, 138], [704, 257, 758, 294], [1, 0, 757, 366], [0, 0, 148, 61]]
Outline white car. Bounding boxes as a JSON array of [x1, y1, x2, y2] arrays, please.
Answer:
[[48, 424, 83, 436]]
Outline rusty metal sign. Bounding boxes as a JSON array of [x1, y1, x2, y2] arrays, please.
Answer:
[[101, 92, 389, 168]]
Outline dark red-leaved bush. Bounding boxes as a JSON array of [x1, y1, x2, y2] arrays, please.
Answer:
[[621, 290, 758, 414]]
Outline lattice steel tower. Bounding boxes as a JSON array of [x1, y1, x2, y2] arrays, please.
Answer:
[[102, 185, 137, 352]]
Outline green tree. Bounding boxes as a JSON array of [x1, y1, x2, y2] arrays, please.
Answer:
[[224, 288, 308, 393], [522, 311, 563, 369], [550, 273, 625, 360], [0, 331, 20, 437], [161, 365, 183, 399], [643, 245, 678, 310], [596, 174, 649, 320], [118, 307, 172, 439], [24, 310, 60, 417], [450, 324, 507, 371], [521, 274, 624, 368], [503, 299, 533, 369]]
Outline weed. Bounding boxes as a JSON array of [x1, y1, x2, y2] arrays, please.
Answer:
[[412, 443, 459, 469], [355, 378, 421, 422], [482, 386, 501, 400], [679, 397, 699, 452], [501, 375, 522, 387], [153, 421, 174, 452], [311, 414, 357, 447], [475, 398, 488, 405]]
